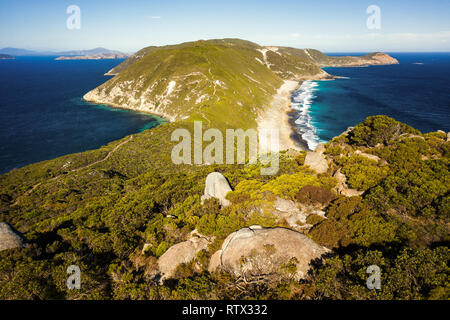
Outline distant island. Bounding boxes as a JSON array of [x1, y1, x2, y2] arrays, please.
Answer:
[[0, 46, 130, 57], [0, 54, 14, 60], [55, 53, 129, 60]]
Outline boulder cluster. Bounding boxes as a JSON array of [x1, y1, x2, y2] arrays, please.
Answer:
[[153, 172, 329, 282]]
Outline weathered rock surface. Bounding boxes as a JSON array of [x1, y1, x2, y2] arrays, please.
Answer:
[[304, 151, 328, 174], [157, 230, 212, 281], [333, 168, 364, 197], [208, 226, 328, 280], [354, 150, 381, 162], [0, 222, 26, 251], [201, 172, 232, 206], [342, 126, 354, 136], [399, 133, 424, 141], [271, 197, 325, 230], [314, 143, 326, 154]]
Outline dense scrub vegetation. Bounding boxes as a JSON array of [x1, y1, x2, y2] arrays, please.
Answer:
[[0, 116, 448, 300]]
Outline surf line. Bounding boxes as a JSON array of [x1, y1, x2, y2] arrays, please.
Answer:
[[291, 80, 321, 150]]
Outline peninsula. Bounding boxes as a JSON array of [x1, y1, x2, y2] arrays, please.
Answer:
[[83, 39, 398, 150]]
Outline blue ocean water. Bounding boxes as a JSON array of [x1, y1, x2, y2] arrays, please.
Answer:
[[0, 56, 165, 174], [292, 53, 450, 150]]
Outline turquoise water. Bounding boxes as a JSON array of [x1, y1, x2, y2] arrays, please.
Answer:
[[291, 53, 450, 150], [0, 56, 166, 174]]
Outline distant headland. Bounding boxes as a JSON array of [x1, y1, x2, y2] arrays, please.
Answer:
[[55, 53, 129, 60], [0, 54, 14, 60], [0, 47, 130, 58]]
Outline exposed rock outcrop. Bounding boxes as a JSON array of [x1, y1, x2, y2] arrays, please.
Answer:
[[354, 150, 381, 162], [271, 197, 325, 231], [201, 172, 232, 207], [304, 150, 328, 174], [333, 168, 364, 197], [342, 126, 354, 136], [314, 143, 326, 154], [208, 226, 328, 280], [157, 230, 212, 281], [0, 222, 26, 251]]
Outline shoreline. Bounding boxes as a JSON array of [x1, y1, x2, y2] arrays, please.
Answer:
[[257, 80, 309, 152], [282, 76, 341, 152], [83, 93, 175, 122], [85, 79, 315, 153]]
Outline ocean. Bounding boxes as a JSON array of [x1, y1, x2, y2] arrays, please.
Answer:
[[0, 56, 165, 174], [1, 54, 449, 174], [291, 53, 450, 150]]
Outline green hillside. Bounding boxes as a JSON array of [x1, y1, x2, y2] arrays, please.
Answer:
[[85, 39, 397, 130], [0, 39, 443, 301], [84, 39, 333, 129], [0, 116, 448, 300]]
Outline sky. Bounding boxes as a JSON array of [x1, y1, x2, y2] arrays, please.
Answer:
[[1, 0, 449, 53]]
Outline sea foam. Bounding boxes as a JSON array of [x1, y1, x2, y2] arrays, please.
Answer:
[[291, 80, 320, 150]]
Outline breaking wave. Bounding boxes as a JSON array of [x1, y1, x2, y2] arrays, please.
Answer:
[[291, 80, 320, 150]]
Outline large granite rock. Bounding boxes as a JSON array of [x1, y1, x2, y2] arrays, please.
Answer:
[[304, 151, 328, 174], [201, 172, 232, 206], [0, 222, 26, 251], [157, 231, 212, 281], [208, 226, 328, 280]]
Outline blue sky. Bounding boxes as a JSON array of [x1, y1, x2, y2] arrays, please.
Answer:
[[1, 0, 449, 52]]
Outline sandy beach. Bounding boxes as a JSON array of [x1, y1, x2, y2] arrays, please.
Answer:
[[257, 80, 308, 152]]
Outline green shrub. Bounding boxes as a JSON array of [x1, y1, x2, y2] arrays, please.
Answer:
[[335, 155, 389, 190], [305, 214, 326, 225], [295, 185, 335, 206], [349, 115, 420, 147]]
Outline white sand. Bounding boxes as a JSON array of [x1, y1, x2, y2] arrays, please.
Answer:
[[257, 80, 303, 152]]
